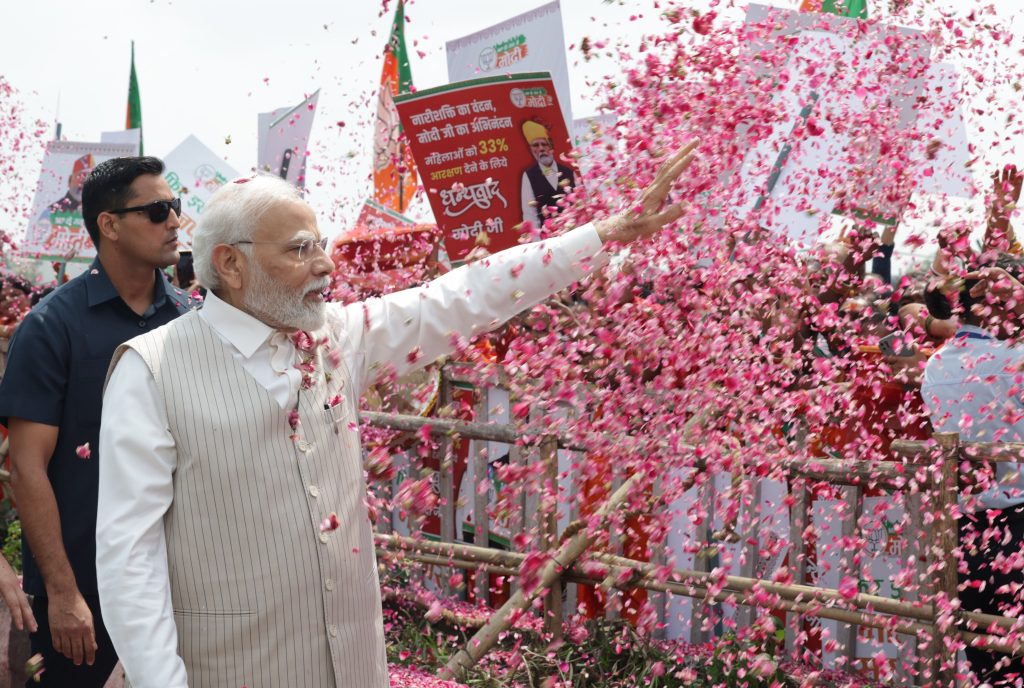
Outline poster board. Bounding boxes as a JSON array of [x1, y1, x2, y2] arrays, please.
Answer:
[[395, 72, 578, 261], [23, 140, 139, 262], [446, 1, 573, 129], [162, 135, 239, 251], [728, 4, 973, 243]]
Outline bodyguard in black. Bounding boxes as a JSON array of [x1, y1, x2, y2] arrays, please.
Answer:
[[0, 157, 194, 687]]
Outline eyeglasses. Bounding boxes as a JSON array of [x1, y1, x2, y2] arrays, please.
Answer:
[[232, 237, 330, 262], [108, 197, 182, 224]]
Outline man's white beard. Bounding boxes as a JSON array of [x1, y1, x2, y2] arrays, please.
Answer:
[[244, 260, 329, 332], [536, 153, 555, 167]]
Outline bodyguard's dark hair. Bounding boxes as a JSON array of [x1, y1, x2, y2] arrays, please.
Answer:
[[82, 156, 165, 248]]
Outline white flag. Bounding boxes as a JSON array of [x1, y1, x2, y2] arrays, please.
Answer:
[[257, 90, 320, 189]]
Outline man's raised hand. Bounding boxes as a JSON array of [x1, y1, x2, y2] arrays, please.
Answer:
[[595, 140, 699, 245]]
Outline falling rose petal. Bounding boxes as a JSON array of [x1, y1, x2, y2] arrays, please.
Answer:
[[838, 576, 858, 602], [319, 512, 340, 533]]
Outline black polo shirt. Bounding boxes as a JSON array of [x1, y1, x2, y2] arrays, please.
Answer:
[[0, 259, 196, 596]]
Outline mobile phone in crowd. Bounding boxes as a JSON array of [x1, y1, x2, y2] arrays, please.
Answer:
[[878, 331, 917, 358]]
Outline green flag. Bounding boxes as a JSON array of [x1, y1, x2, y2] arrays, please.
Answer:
[[126, 41, 143, 154], [800, 0, 867, 18]]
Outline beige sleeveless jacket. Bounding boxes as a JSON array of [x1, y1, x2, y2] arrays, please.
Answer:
[[114, 311, 388, 688]]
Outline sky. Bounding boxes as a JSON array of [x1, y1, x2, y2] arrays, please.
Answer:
[[1, 0, 679, 235], [2, 0, 1024, 253]]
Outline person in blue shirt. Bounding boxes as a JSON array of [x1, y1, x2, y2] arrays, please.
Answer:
[[922, 255, 1024, 685], [0, 157, 195, 687]]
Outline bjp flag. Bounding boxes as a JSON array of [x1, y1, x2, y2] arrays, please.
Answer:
[[373, 0, 419, 214], [799, 0, 868, 18]]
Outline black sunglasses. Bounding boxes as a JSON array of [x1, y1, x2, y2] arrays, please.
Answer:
[[108, 197, 182, 224]]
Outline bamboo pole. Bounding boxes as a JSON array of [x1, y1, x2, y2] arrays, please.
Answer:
[[376, 532, 1024, 636], [961, 609, 1024, 634], [589, 550, 935, 623], [383, 550, 519, 578], [691, 477, 713, 645], [891, 438, 1024, 463], [776, 457, 907, 489], [376, 548, 1024, 658], [736, 477, 761, 632], [890, 439, 939, 459], [442, 362, 511, 390], [375, 529, 1024, 660], [361, 410, 524, 445], [436, 378, 456, 575], [958, 442, 1024, 463], [438, 474, 642, 681], [362, 410, 912, 484], [471, 391, 492, 604], [509, 441, 526, 596], [839, 485, 862, 665], [539, 435, 562, 638], [375, 533, 524, 568], [930, 433, 961, 687], [785, 480, 809, 655]]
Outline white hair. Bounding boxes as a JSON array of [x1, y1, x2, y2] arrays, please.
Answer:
[[192, 174, 304, 290]]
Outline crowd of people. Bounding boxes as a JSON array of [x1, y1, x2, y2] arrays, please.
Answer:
[[0, 145, 1019, 687]]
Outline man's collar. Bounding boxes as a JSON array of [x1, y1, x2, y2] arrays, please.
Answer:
[[199, 290, 276, 359], [86, 258, 187, 310], [85, 259, 120, 307], [160, 270, 194, 310]]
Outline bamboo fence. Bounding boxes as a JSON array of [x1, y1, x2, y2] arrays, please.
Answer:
[[363, 362, 1024, 688]]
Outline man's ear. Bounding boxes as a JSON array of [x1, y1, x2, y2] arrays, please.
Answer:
[[97, 212, 120, 244], [211, 244, 245, 291]]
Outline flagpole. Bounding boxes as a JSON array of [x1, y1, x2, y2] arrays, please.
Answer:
[[53, 90, 61, 141], [398, 169, 405, 213]]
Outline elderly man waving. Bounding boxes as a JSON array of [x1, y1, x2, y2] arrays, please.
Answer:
[[96, 141, 698, 688]]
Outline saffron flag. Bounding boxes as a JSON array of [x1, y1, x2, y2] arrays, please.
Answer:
[[799, 0, 868, 18], [373, 0, 418, 213], [126, 42, 143, 154]]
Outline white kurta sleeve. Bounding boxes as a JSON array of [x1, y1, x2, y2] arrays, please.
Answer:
[[97, 349, 187, 688], [336, 222, 607, 391]]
